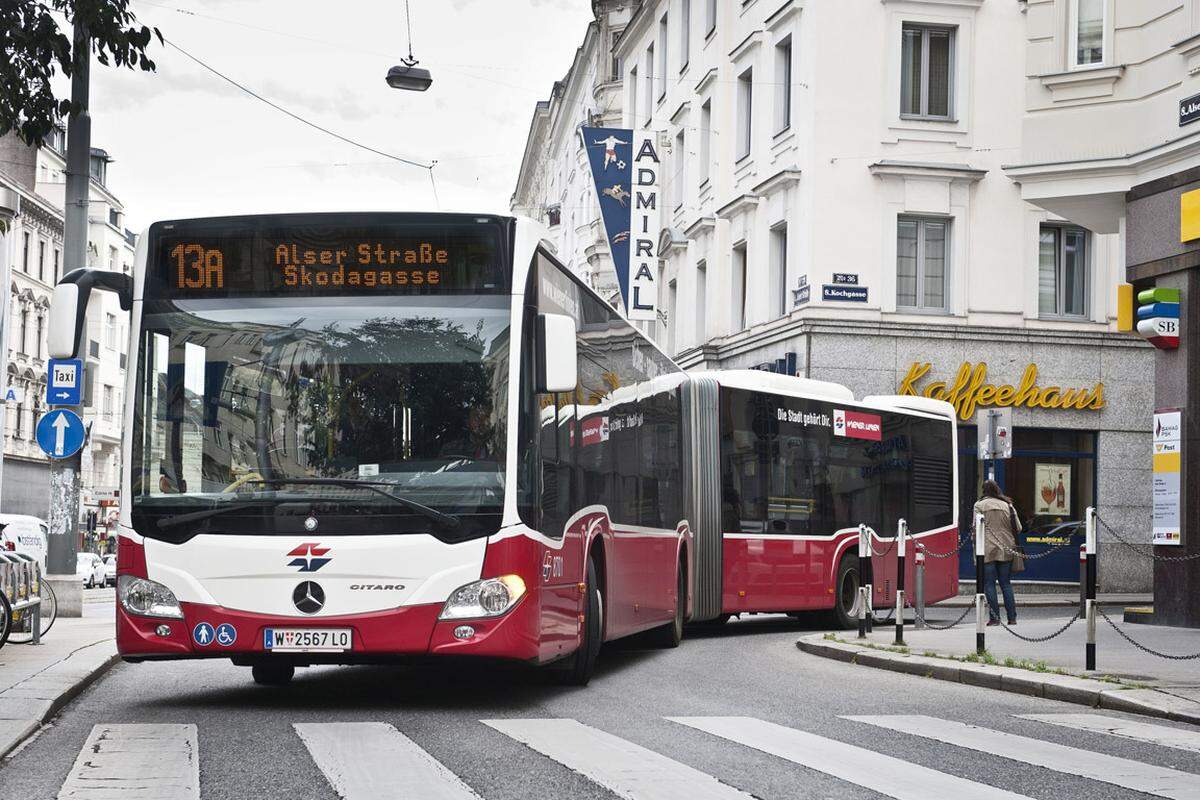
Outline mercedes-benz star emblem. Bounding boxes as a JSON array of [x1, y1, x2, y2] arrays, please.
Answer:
[[293, 581, 325, 614], [304, 515, 319, 532]]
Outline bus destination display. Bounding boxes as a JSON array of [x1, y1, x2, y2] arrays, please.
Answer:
[[150, 222, 505, 298]]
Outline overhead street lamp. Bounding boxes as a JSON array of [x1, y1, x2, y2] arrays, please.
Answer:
[[387, 1, 432, 92]]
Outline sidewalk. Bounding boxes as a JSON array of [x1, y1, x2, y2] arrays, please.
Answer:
[[798, 609, 1200, 726], [939, 592, 1152, 607], [0, 616, 117, 758]]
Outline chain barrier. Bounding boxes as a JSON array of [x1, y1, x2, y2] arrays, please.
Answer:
[[870, 538, 896, 558], [919, 534, 968, 559], [871, 605, 895, 625], [999, 538, 1078, 561], [915, 604, 973, 631], [997, 611, 1080, 642], [1096, 606, 1200, 661], [1096, 515, 1200, 562]]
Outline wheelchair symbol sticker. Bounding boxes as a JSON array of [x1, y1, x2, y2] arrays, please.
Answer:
[[214, 623, 237, 646], [192, 622, 215, 647]]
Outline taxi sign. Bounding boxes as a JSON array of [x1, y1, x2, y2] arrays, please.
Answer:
[[47, 358, 83, 406]]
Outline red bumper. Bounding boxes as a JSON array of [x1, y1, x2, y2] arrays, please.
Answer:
[[116, 593, 543, 663]]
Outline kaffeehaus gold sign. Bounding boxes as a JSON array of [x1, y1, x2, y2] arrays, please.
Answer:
[[898, 362, 1105, 421]]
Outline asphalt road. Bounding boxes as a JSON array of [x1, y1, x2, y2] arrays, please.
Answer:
[[2, 609, 1197, 800]]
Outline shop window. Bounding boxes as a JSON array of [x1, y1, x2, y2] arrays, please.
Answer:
[[897, 216, 950, 312], [1038, 225, 1088, 318], [901, 23, 955, 120]]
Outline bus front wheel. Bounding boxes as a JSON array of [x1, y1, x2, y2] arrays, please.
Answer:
[[832, 555, 861, 630], [251, 663, 295, 686]]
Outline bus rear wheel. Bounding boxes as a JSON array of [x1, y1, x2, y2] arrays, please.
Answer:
[[648, 561, 685, 648], [251, 663, 295, 686], [832, 555, 861, 630]]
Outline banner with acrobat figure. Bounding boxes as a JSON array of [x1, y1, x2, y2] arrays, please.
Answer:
[[580, 126, 661, 321]]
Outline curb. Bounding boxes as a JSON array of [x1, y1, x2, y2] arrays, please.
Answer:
[[797, 634, 1200, 727], [0, 641, 120, 760]]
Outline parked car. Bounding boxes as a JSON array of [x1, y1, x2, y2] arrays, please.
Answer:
[[77, 552, 105, 589], [0, 514, 49, 573], [102, 554, 117, 587]]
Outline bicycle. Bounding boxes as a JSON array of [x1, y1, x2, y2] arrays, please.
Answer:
[[6, 579, 57, 644]]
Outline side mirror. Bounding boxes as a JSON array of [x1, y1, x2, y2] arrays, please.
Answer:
[[536, 312, 577, 394], [49, 282, 84, 359]]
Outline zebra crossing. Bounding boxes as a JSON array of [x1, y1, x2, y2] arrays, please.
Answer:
[[52, 712, 1200, 800]]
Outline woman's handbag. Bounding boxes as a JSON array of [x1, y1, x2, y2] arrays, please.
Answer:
[[1008, 503, 1026, 574]]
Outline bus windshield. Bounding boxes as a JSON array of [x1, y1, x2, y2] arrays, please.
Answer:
[[129, 295, 513, 537]]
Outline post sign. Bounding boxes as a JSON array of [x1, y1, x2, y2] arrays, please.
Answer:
[[580, 126, 661, 321], [35, 408, 86, 459], [1180, 92, 1200, 127], [47, 358, 83, 406], [1152, 409, 1183, 546]]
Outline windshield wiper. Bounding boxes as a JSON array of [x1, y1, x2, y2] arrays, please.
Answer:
[[156, 500, 278, 530], [245, 478, 461, 529]]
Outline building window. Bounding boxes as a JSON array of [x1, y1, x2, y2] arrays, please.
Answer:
[[89, 153, 107, 185], [610, 31, 622, 80], [104, 313, 118, 349], [699, 100, 712, 184], [696, 259, 708, 343], [546, 205, 561, 227], [674, 130, 686, 209], [680, 0, 691, 71], [35, 316, 43, 358], [18, 310, 28, 354], [1039, 225, 1088, 318], [775, 37, 792, 134], [732, 243, 748, 331], [737, 67, 753, 160], [14, 402, 23, 439], [37, 240, 46, 282], [103, 384, 114, 417], [630, 66, 639, 125], [22, 232, 30, 272], [770, 224, 788, 319], [1071, 0, 1105, 67], [108, 245, 117, 271], [657, 15, 668, 100], [645, 45, 655, 120], [53, 249, 60, 283], [900, 23, 955, 120], [896, 217, 950, 312], [705, 0, 717, 36]]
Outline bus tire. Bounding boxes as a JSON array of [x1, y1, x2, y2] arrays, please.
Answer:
[[556, 556, 602, 686], [251, 663, 295, 686], [649, 560, 685, 648], [832, 554, 861, 630]]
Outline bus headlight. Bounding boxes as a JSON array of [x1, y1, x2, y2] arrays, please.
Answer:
[[439, 574, 526, 620], [117, 575, 184, 619]]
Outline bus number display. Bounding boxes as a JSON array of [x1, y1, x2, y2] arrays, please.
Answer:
[[171, 244, 225, 290]]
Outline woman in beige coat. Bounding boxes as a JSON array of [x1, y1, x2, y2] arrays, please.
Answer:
[[971, 480, 1022, 626]]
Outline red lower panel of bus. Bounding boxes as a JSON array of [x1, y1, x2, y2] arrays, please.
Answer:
[[117, 596, 550, 663], [721, 526, 959, 613]]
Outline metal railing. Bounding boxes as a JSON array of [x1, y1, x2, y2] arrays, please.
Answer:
[[0, 554, 45, 647]]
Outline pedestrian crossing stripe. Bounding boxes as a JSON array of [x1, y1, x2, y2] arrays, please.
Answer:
[[1017, 713, 1200, 755], [845, 714, 1200, 800], [49, 714, 1200, 800]]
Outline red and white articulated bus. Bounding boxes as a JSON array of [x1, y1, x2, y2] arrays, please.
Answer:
[[680, 372, 960, 629], [48, 212, 957, 686]]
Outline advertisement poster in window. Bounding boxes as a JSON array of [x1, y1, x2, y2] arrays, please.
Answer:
[[1033, 463, 1070, 516]]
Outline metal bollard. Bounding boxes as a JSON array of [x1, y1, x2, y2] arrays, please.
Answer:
[[1079, 543, 1087, 620], [914, 544, 926, 630], [1085, 506, 1097, 671], [863, 525, 875, 634], [975, 510, 986, 655], [857, 523, 869, 639], [895, 519, 907, 645]]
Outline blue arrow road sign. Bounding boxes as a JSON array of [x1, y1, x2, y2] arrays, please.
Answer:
[[47, 358, 83, 406], [36, 408, 86, 459]]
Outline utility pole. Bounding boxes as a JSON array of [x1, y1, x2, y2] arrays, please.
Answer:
[[46, 14, 92, 617]]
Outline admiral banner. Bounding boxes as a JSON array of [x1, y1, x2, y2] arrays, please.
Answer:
[[581, 126, 661, 321]]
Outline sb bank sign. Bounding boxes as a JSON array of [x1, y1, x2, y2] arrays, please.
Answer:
[[898, 361, 1105, 422]]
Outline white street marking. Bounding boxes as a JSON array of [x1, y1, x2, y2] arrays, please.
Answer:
[[1018, 713, 1200, 755], [668, 716, 1033, 800], [483, 718, 754, 800], [846, 715, 1200, 800], [294, 722, 481, 800], [58, 724, 198, 800]]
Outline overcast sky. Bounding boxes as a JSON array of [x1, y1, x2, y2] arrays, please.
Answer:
[[83, 0, 593, 230]]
